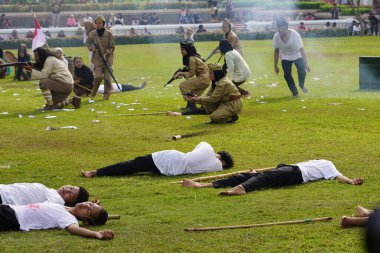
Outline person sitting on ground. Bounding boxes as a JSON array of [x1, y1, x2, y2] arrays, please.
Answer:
[[148, 13, 160, 25], [182, 159, 363, 196], [81, 142, 233, 178], [24, 47, 80, 110], [240, 24, 250, 32], [196, 24, 207, 33], [0, 48, 10, 78], [304, 12, 315, 21], [14, 44, 32, 81], [54, 47, 68, 69], [114, 13, 124, 26], [0, 202, 113, 240], [176, 26, 185, 34], [143, 27, 152, 35], [219, 39, 251, 97], [297, 22, 307, 35], [45, 31, 52, 38], [353, 21, 361, 35], [192, 12, 203, 24], [184, 27, 194, 43], [73, 56, 94, 97], [97, 81, 146, 94], [0, 183, 89, 207]]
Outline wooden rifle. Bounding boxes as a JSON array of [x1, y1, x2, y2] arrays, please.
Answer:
[[164, 67, 188, 87], [0, 61, 34, 68]]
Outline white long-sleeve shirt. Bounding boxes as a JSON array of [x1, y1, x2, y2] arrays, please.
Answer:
[[225, 49, 251, 82]]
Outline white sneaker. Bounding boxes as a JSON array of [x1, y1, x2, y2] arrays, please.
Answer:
[[88, 99, 95, 104]]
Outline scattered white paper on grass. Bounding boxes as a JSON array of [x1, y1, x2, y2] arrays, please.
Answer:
[[29, 115, 35, 118], [13, 93, 19, 96], [60, 126, 78, 129], [128, 108, 135, 111], [302, 106, 306, 109], [267, 83, 278, 88], [96, 111, 107, 114], [313, 77, 320, 81], [92, 120, 100, 123], [328, 102, 342, 106], [62, 109, 75, 112], [111, 102, 116, 105], [89, 108, 95, 112], [1, 112, 8, 115], [248, 81, 255, 84], [357, 108, 365, 111], [18, 114, 23, 118], [281, 110, 287, 112], [143, 108, 149, 111], [186, 116, 191, 119], [45, 115, 57, 119]]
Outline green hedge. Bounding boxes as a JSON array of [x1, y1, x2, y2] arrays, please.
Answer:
[[0, 29, 351, 50], [319, 3, 372, 15]]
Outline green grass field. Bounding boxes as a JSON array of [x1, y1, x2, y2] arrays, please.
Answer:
[[0, 37, 379, 252]]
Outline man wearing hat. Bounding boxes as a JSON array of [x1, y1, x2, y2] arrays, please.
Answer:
[[187, 63, 242, 123], [85, 15, 115, 102]]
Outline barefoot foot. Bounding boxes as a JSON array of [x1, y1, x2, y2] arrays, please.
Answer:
[[356, 206, 372, 217], [182, 179, 202, 188], [219, 185, 246, 196], [81, 170, 96, 178]]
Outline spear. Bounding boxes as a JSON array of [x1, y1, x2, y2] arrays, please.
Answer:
[[184, 217, 333, 232]]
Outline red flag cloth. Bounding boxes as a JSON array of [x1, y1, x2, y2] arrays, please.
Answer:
[[32, 14, 46, 51]]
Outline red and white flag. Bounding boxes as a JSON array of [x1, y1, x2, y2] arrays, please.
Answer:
[[32, 13, 46, 51]]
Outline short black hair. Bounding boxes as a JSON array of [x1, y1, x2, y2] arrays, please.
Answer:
[[219, 39, 233, 55], [217, 151, 234, 169], [88, 208, 108, 226], [74, 187, 89, 205]]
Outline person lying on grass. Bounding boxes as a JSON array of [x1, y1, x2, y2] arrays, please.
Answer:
[[341, 206, 374, 228], [0, 183, 89, 207], [0, 202, 113, 240], [81, 142, 233, 178], [181, 159, 363, 196]]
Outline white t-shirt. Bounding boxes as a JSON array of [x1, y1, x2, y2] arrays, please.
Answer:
[[225, 49, 251, 83], [272, 29, 303, 61], [296, 159, 342, 183], [0, 183, 65, 205], [10, 203, 78, 231], [152, 142, 223, 176]]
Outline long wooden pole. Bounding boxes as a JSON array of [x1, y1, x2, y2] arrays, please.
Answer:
[[184, 217, 332, 232], [74, 83, 104, 97], [108, 215, 120, 220], [170, 167, 275, 184], [101, 112, 167, 117]]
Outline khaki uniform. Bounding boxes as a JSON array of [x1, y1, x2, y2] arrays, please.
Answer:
[[179, 56, 210, 96], [85, 29, 115, 99], [225, 31, 243, 56], [200, 77, 242, 123], [32, 56, 73, 105]]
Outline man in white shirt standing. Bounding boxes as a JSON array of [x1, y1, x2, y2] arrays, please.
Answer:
[[0, 202, 114, 240], [181, 159, 363, 196], [273, 17, 310, 97], [81, 142, 234, 178], [0, 183, 89, 207]]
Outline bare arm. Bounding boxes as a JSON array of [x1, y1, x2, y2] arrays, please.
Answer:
[[67, 224, 114, 240], [299, 47, 310, 72], [274, 48, 280, 74], [335, 175, 364, 185]]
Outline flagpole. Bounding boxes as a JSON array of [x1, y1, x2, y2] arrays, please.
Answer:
[[32, 11, 49, 50]]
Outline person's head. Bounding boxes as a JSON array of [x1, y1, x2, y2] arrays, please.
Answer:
[[326, 21, 331, 27], [276, 17, 289, 37], [216, 151, 234, 169], [185, 27, 193, 36], [207, 63, 226, 82], [332, 22, 337, 28], [18, 43, 27, 57], [369, 12, 373, 16], [74, 56, 84, 68], [180, 41, 197, 57], [219, 39, 233, 55], [73, 202, 108, 226], [199, 24, 203, 29], [95, 15, 106, 29], [222, 18, 232, 33], [57, 185, 89, 206], [54, 47, 64, 59]]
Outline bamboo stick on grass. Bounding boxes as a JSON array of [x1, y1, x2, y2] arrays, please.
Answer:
[[184, 217, 332, 232]]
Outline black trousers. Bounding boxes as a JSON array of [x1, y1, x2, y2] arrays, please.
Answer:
[[212, 165, 303, 193], [96, 154, 161, 177], [0, 205, 20, 231]]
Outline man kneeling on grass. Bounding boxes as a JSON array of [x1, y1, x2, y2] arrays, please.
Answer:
[[81, 142, 233, 178], [181, 159, 363, 196], [0, 202, 113, 240]]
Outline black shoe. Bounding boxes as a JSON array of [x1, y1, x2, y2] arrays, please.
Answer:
[[227, 115, 239, 123], [72, 97, 81, 109]]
